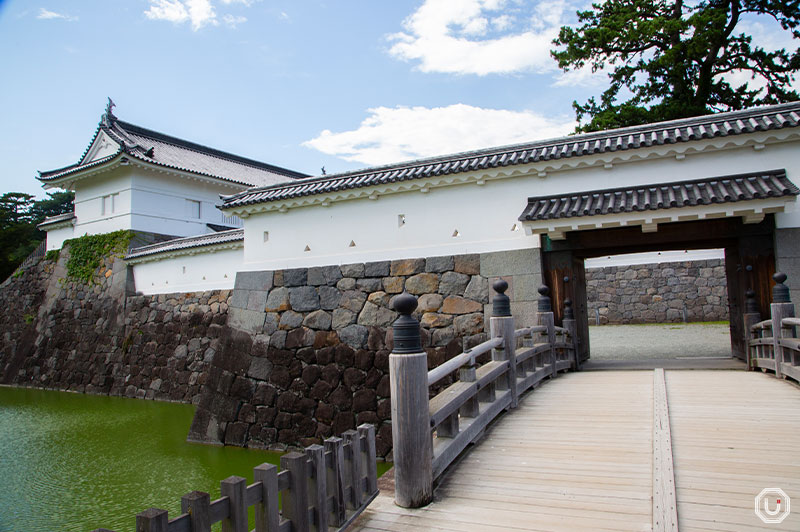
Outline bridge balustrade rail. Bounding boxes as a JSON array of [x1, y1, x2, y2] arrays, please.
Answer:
[[747, 272, 800, 382], [92, 425, 378, 532], [389, 281, 579, 508]]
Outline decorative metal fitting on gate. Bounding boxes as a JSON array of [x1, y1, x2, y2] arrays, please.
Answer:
[[773, 272, 791, 303], [492, 279, 511, 317], [538, 285, 552, 312], [391, 292, 422, 354]]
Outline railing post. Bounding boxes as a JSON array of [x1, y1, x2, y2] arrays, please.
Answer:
[[389, 292, 433, 508], [253, 463, 279, 532], [220, 476, 247, 532], [743, 289, 761, 371], [538, 285, 557, 378], [563, 298, 579, 371], [771, 273, 794, 378], [281, 452, 310, 531], [490, 280, 518, 408]]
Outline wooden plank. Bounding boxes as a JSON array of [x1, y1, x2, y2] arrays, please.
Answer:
[[307, 444, 329, 532], [180, 491, 211, 532], [429, 381, 477, 428], [208, 497, 229, 524], [652, 369, 678, 532], [344, 429, 364, 508], [359, 424, 379, 496], [324, 437, 346, 527], [432, 390, 512, 479]]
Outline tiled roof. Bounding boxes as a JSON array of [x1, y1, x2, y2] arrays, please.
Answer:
[[39, 108, 309, 187], [125, 228, 243, 260], [222, 101, 800, 209], [37, 212, 76, 229], [518, 170, 799, 222]]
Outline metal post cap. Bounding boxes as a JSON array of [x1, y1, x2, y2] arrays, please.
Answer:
[[772, 272, 791, 303], [537, 285, 552, 312], [492, 279, 511, 317], [391, 292, 422, 354], [563, 298, 574, 320], [745, 289, 759, 313]]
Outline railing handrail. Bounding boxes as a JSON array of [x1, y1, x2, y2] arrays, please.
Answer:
[[427, 337, 503, 387], [514, 325, 546, 338], [781, 317, 800, 328], [751, 319, 773, 332]]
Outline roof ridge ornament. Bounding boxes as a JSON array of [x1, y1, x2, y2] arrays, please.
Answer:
[[102, 97, 117, 127]]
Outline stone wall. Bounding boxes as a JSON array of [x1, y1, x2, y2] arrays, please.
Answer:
[[0, 248, 227, 403], [586, 259, 728, 324], [1, 244, 542, 460], [189, 254, 500, 459]]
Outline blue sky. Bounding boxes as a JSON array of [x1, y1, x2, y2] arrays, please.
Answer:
[[0, 0, 795, 199]]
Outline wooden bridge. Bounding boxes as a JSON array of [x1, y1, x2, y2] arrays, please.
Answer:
[[352, 276, 800, 532]]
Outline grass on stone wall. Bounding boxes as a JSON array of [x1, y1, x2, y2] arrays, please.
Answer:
[[63, 231, 133, 285], [44, 249, 60, 262]]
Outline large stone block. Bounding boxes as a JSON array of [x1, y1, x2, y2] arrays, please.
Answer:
[[265, 287, 290, 312], [228, 307, 266, 334], [247, 290, 268, 312], [406, 273, 439, 295], [480, 248, 541, 277], [341, 263, 365, 278], [289, 286, 320, 311], [234, 271, 274, 291], [439, 272, 470, 296], [283, 268, 308, 287], [426, 255, 454, 273], [390, 258, 425, 276], [364, 261, 390, 277], [441, 295, 482, 314], [308, 265, 343, 286], [512, 273, 543, 303], [776, 228, 800, 258]]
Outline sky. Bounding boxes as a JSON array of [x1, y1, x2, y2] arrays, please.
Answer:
[[0, 0, 796, 199]]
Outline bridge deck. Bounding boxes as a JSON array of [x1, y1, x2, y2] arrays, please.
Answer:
[[351, 370, 800, 532]]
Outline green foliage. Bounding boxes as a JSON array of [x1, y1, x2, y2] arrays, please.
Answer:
[[23, 313, 35, 324], [12, 268, 24, 279], [552, 0, 800, 132], [0, 191, 74, 281], [63, 231, 132, 285], [45, 249, 60, 262]]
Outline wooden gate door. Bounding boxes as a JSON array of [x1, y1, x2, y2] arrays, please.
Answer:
[[542, 250, 590, 362]]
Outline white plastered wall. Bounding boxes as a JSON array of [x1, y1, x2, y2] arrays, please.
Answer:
[[44, 224, 75, 251], [237, 135, 800, 272], [130, 246, 242, 295]]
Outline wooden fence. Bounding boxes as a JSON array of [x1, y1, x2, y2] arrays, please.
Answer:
[[92, 424, 378, 532], [747, 272, 800, 382], [389, 281, 578, 508]]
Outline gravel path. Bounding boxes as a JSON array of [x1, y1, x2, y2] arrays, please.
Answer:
[[588, 323, 732, 360]]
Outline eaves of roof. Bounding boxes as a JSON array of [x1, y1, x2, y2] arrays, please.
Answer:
[[518, 169, 799, 222], [125, 228, 244, 262], [37, 211, 76, 230], [221, 101, 800, 210]]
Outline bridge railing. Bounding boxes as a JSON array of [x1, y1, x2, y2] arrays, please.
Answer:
[[389, 281, 578, 508], [92, 425, 378, 532], [747, 272, 799, 382]]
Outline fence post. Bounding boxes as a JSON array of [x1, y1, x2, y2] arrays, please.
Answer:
[[771, 273, 794, 378], [220, 476, 248, 532], [490, 280, 517, 407], [538, 285, 557, 378], [307, 444, 329, 532], [389, 292, 433, 508], [743, 289, 761, 371], [281, 452, 310, 531], [324, 437, 346, 527], [358, 423, 378, 496], [563, 298, 579, 371], [253, 463, 279, 532], [136, 508, 168, 532], [181, 491, 211, 532]]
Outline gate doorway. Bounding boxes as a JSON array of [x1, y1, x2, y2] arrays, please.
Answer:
[[540, 216, 777, 365]]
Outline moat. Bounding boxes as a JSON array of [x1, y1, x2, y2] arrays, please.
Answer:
[[0, 386, 286, 532]]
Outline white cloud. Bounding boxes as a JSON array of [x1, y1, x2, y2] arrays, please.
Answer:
[[222, 0, 254, 5], [303, 104, 576, 166], [387, 0, 570, 76], [144, 0, 218, 31], [37, 8, 78, 21], [223, 14, 247, 28]]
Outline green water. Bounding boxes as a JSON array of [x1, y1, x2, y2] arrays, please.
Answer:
[[0, 386, 323, 532]]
